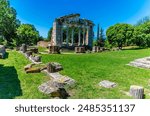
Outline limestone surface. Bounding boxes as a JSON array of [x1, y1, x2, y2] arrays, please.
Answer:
[[128, 57, 150, 69], [99, 80, 117, 88]]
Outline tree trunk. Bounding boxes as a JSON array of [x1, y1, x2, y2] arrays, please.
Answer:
[[129, 85, 144, 99]]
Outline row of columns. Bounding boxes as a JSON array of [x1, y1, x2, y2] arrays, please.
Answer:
[[51, 20, 93, 48], [62, 26, 88, 46]]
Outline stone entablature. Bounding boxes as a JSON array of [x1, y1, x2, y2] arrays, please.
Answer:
[[50, 14, 94, 49]]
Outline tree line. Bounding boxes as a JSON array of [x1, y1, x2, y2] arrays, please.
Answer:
[[1, 0, 150, 49], [96, 16, 150, 49], [0, 0, 44, 48]]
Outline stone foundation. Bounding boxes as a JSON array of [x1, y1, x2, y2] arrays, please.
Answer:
[[75, 47, 85, 53], [48, 46, 60, 54]]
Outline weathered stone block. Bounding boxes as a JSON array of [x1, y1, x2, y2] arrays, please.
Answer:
[[47, 62, 63, 73], [25, 51, 33, 57], [26, 67, 41, 73], [99, 80, 117, 88], [75, 47, 85, 53], [38, 80, 69, 98], [48, 46, 60, 54], [24, 63, 35, 71], [40, 66, 47, 71], [31, 55, 41, 62], [92, 46, 101, 53], [21, 44, 27, 53], [130, 85, 144, 99]]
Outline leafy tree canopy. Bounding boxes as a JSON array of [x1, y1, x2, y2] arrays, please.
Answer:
[[0, 0, 20, 45], [106, 23, 134, 49], [16, 24, 40, 46], [133, 21, 150, 47]]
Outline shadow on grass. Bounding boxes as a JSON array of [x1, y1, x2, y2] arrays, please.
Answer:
[[4, 52, 9, 59], [0, 64, 22, 99]]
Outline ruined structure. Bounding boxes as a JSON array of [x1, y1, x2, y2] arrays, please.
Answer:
[[50, 14, 94, 49]]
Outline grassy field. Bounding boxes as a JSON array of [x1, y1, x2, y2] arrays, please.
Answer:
[[0, 50, 50, 99], [42, 48, 150, 99], [1, 48, 150, 99]]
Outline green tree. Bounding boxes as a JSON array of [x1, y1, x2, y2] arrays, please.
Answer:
[[16, 24, 39, 45], [97, 24, 100, 41], [0, 0, 20, 45], [98, 27, 105, 47], [96, 24, 105, 47], [133, 21, 150, 47], [106, 23, 134, 49], [47, 27, 53, 41]]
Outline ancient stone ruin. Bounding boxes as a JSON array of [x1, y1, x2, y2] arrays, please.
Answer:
[[19, 44, 42, 64], [0, 45, 6, 59], [130, 85, 144, 99], [50, 14, 94, 52], [47, 62, 63, 73], [99, 80, 117, 88], [20, 44, 27, 53], [48, 46, 60, 54], [39, 62, 75, 98], [75, 47, 85, 53], [128, 57, 150, 69], [37, 41, 50, 48]]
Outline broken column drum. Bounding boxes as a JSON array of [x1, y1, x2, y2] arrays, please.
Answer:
[[21, 44, 27, 53], [130, 85, 144, 99], [47, 62, 63, 73]]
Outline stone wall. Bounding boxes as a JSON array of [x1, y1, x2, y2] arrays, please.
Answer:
[[37, 41, 50, 48]]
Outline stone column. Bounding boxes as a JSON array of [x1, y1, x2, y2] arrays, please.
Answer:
[[83, 28, 85, 45], [51, 20, 61, 46], [71, 28, 74, 46], [22, 44, 27, 53], [85, 26, 89, 46], [78, 28, 81, 46], [85, 26, 93, 47], [66, 27, 69, 46], [61, 27, 63, 46]]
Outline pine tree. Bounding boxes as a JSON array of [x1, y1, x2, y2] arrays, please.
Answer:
[[97, 24, 105, 47]]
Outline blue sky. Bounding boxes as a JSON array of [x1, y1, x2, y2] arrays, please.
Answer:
[[10, 0, 150, 38]]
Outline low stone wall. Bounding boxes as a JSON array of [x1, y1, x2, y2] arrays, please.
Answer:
[[37, 41, 50, 48], [75, 47, 85, 53]]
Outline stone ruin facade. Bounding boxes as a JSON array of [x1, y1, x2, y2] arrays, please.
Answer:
[[50, 14, 94, 49]]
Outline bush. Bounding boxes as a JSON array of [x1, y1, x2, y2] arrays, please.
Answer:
[[104, 39, 112, 49]]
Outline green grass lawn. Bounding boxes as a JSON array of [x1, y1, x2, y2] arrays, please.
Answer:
[[0, 50, 50, 99], [42, 48, 150, 99], [1, 48, 150, 99]]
